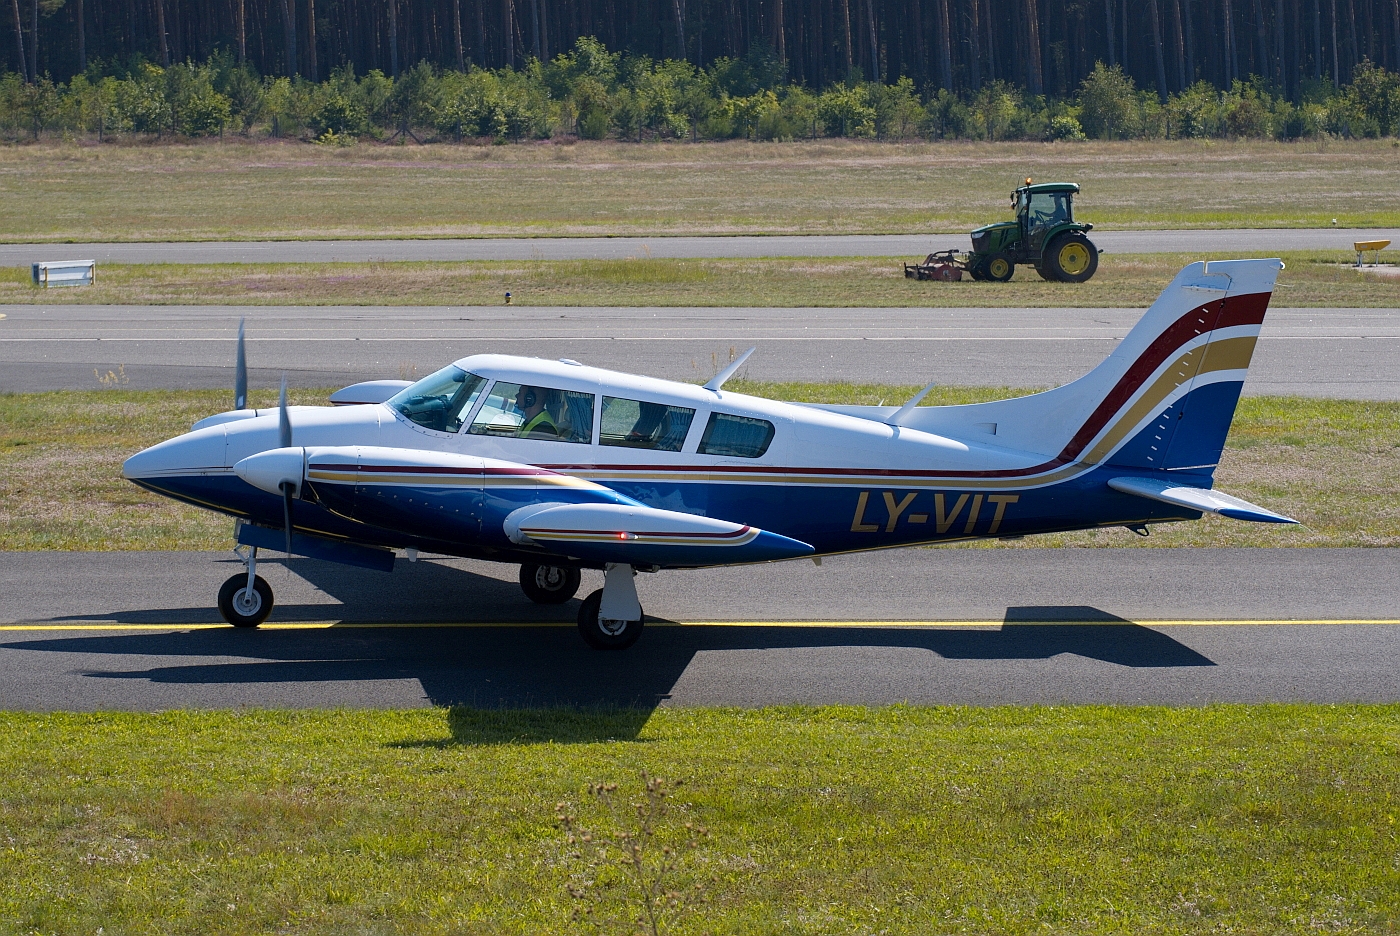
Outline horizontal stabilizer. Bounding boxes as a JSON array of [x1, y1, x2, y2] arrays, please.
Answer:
[[1108, 476, 1298, 524], [506, 502, 814, 567]]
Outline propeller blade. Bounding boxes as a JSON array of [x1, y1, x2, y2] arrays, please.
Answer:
[[235, 318, 248, 410], [278, 375, 292, 449], [281, 482, 294, 558]]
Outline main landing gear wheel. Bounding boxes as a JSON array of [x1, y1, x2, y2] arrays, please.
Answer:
[[1044, 233, 1099, 283], [217, 574, 274, 628], [984, 252, 1015, 282], [576, 589, 644, 650], [519, 563, 582, 604]]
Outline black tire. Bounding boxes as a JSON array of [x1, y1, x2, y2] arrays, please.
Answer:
[[984, 252, 1015, 282], [968, 263, 989, 282], [519, 563, 581, 604], [217, 573, 273, 628], [1043, 233, 1099, 283], [1035, 265, 1058, 281], [576, 589, 644, 650]]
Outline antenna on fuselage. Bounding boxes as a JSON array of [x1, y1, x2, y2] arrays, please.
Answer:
[[234, 318, 248, 410], [703, 347, 756, 393], [885, 382, 937, 427]]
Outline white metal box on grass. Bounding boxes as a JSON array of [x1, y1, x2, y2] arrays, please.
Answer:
[[31, 260, 95, 287]]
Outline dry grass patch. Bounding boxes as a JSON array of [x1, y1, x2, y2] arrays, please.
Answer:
[[1, 139, 1398, 241], [2, 386, 1396, 551], [0, 251, 1394, 307]]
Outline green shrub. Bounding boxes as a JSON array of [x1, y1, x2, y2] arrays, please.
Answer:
[[435, 67, 553, 140], [1221, 79, 1274, 138], [310, 93, 367, 136], [1167, 81, 1221, 137], [817, 84, 875, 138], [0, 39, 1396, 145], [109, 63, 169, 134], [1078, 62, 1139, 139], [1045, 113, 1086, 141]]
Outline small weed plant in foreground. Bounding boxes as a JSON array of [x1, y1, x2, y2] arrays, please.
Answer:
[[557, 774, 710, 935]]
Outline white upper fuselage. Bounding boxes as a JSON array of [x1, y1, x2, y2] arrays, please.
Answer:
[[130, 353, 1042, 483]]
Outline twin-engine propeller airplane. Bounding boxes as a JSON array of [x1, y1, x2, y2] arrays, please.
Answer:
[[124, 259, 1296, 648]]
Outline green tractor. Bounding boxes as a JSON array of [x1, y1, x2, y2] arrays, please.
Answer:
[[966, 180, 1098, 283]]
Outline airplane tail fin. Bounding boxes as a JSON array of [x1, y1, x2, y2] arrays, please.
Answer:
[[904, 258, 1282, 479], [1089, 259, 1279, 476]]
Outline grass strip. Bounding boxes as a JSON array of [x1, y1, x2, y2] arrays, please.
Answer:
[[1, 387, 1396, 551], [0, 705, 1396, 934], [2, 139, 1399, 242], [1, 251, 1396, 307]]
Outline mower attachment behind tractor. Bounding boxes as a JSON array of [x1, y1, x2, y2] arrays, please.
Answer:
[[904, 249, 964, 281]]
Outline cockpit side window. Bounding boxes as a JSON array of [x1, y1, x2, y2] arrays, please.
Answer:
[[387, 366, 487, 433], [696, 412, 776, 458], [599, 397, 696, 451], [467, 381, 595, 444]]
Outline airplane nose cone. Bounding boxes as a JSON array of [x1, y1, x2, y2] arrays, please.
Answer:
[[122, 426, 229, 480], [233, 448, 306, 496]]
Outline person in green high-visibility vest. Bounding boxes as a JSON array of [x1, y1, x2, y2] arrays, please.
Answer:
[[513, 385, 560, 440]]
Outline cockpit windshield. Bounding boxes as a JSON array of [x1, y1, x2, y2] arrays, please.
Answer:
[[387, 365, 487, 433]]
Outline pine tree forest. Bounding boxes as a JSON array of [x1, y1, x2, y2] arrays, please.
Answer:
[[16, 0, 1400, 97]]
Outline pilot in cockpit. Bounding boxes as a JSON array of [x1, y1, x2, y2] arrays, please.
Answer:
[[514, 385, 561, 439]]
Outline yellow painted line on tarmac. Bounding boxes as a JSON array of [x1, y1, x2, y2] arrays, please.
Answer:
[[2, 619, 1400, 632]]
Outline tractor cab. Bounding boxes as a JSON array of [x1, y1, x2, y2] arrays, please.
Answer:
[[1017, 183, 1078, 255], [964, 180, 1099, 283]]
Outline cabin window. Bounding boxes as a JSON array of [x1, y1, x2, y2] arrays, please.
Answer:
[[387, 366, 487, 433], [467, 381, 595, 444], [599, 397, 695, 452], [697, 412, 775, 458], [1027, 191, 1071, 229]]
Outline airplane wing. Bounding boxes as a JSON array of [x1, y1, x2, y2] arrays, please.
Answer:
[[1107, 476, 1298, 524], [505, 501, 815, 566]]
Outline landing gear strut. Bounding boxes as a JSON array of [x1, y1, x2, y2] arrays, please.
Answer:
[[519, 563, 581, 604], [577, 563, 644, 650], [218, 545, 274, 628]]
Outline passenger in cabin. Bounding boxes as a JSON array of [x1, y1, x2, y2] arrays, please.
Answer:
[[514, 385, 561, 439]]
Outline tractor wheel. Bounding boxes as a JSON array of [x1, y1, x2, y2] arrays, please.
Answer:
[[1044, 234, 1099, 283], [1035, 265, 1058, 281], [984, 252, 1015, 282], [968, 262, 989, 281]]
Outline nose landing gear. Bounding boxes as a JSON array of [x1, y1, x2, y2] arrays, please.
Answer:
[[218, 545, 274, 628]]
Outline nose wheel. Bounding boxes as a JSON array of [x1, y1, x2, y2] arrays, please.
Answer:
[[218, 574, 273, 627], [218, 545, 274, 628]]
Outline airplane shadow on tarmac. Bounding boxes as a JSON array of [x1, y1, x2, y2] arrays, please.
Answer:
[[11, 559, 1214, 738]]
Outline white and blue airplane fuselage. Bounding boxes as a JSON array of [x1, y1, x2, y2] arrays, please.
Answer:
[[123, 259, 1296, 647]]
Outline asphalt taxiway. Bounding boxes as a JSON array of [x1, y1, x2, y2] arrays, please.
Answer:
[[3, 303, 1396, 397], [3, 229, 1397, 265], [1, 548, 1396, 709]]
